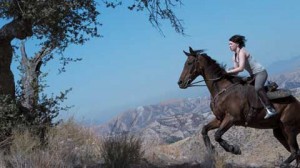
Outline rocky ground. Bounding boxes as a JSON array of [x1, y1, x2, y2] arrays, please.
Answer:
[[144, 127, 294, 167]]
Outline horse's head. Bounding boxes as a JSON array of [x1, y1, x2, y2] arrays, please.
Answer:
[[177, 47, 206, 89]]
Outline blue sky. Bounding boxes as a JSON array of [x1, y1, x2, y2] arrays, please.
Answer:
[[2, 0, 300, 124]]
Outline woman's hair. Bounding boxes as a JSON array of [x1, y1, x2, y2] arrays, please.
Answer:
[[229, 35, 246, 47]]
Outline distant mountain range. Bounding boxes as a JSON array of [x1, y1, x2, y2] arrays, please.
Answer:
[[269, 67, 300, 90], [97, 96, 212, 144]]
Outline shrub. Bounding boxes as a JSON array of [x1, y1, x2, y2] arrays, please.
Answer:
[[101, 132, 144, 168], [0, 95, 23, 142]]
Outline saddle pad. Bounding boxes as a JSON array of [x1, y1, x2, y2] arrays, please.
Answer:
[[267, 89, 292, 100]]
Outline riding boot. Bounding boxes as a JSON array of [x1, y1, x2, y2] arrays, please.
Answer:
[[257, 88, 277, 119]]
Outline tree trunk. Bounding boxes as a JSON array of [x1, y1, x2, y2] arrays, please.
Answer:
[[20, 42, 52, 111], [0, 41, 15, 97], [20, 43, 39, 110], [0, 18, 33, 98]]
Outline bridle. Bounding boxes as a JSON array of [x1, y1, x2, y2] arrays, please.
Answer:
[[186, 55, 223, 87]]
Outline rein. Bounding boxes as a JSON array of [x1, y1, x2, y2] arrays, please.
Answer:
[[188, 76, 222, 87]]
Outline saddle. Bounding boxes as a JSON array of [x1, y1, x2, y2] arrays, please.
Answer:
[[241, 76, 292, 100], [233, 76, 292, 125]]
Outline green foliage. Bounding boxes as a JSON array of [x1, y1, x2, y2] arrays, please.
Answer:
[[101, 132, 144, 168], [37, 89, 73, 124], [0, 95, 24, 141], [0, 0, 100, 51], [0, 89, 71, 144]]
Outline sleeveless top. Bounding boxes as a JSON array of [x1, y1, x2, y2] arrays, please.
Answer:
[[235, 51, 265, 75]]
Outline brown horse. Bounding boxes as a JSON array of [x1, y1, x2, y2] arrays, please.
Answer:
[[177, 47, 300, 168]]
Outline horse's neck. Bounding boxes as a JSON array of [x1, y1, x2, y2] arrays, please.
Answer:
[[204, 74, 232, 97]]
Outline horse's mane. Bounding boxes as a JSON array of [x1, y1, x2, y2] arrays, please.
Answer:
[[200, 54, 226, 76], [197, 52, 244, 83]]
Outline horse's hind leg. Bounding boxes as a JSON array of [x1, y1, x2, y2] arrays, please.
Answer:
[[273, 128, 290, 152], [214, 114, 241, 155], [280, 126, 299, 168], [201, 118, 221, 153]]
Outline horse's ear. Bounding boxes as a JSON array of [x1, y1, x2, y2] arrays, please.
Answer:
[[183, 50, 190, 56], [189, 46, 196, 55]]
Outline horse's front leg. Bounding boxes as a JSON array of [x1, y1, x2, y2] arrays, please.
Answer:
[[215, 114, 241, 155], [201, 117, 221, 153]]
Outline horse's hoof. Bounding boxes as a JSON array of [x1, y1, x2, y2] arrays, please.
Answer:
[[233, 145, 241, 155]]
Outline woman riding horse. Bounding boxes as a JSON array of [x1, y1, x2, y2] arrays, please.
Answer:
[[226, 35, 277, 119], [178, 47, 300, 168]]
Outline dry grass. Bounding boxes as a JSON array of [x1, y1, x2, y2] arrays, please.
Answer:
[[2, 118, 102, 168], [0, 118, 146, 168]]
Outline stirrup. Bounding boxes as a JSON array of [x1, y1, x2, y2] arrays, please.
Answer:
[[264, 107, 277, 119]]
